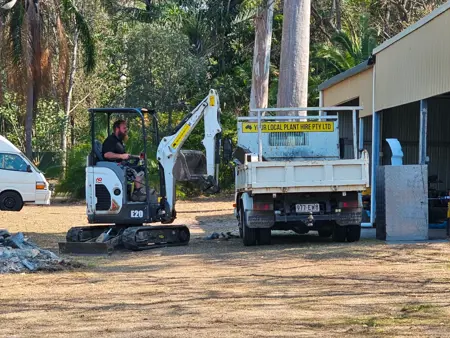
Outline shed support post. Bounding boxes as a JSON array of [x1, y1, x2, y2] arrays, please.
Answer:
[[359, 117, 364, 152], [419, 99, 428, 165], [370, 111, 381, 226], [352, 110, 358, 159], [319, 91, 324, 121]]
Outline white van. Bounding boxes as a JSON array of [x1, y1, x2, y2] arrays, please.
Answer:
[[0, 135, 51, 211]]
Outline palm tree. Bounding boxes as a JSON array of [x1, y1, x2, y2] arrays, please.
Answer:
[[311, 14, 378, 78], [0, 0, 95, 159]]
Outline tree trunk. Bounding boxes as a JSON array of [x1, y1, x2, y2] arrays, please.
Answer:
[[25, 74, 34, 158], [277, 0, 311, 115], [249, 0, 274, 116], [25, 0, 41, 158], [61, 28, 79, 173], [335, 0, 341, 31], [0, 14, 3, 106]]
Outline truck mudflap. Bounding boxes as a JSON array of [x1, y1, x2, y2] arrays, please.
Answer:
[[245, 210, 274, 228], [275, 208, 363, 226]]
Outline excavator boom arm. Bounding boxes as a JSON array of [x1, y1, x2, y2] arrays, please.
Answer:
[[156, 89, 221, 218]]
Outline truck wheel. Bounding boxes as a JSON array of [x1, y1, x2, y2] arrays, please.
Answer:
[[347, 225, 361, 242], [332, 225, 347, 242], [0, 191, 23, 212], [241, 207, 256, 246], [237, 210, 243, 238], [258, 229, 271, 245], [318, 229, 333, 238]]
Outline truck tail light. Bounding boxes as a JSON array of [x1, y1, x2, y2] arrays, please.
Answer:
[[36, 182, 46, 190], [339, 201, 359, 208], [253, 202, 273, 211]]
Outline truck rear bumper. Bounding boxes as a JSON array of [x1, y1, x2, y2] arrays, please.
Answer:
[[245, 208, 362, 228], [275, 209, 362, 226]]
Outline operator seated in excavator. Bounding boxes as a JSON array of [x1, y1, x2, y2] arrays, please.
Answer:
[[102, 119, 146, 202]]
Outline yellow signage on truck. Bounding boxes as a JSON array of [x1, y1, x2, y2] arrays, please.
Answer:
[[241, 121, 334, 133]]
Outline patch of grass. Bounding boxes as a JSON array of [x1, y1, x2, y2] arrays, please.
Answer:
[[342, 304, 443, 330], [400, 303, 436, 314], [346, 316, 380, 327]]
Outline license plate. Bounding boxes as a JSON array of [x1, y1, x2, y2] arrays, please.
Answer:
[[296, 204, 320, 213]]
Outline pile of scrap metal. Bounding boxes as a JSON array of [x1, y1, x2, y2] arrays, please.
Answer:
[[0, 230, 76, 273]]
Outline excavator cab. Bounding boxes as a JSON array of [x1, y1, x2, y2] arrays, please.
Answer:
[[85, 108, 161, 218]]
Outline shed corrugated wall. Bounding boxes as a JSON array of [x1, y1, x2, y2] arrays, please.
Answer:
[[323, 68, 373, 118], [339, 112, 372, 159], [381, 98, 450, 189], [375, 9, 450, 111]]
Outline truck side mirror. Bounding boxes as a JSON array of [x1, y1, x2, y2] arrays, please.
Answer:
[[26, 165, 32, 173], [222, 137, 233, 162]]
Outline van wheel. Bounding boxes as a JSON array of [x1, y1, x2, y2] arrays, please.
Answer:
[[0, 191, 23, 212]]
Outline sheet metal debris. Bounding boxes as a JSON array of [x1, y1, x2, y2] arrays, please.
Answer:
[[0, 229, 82, 273]]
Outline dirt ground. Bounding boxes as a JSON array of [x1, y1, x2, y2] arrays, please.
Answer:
[[2, 195, 450, 337]]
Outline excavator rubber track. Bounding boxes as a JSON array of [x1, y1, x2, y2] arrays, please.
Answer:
[[58, 225, 190, 255], [121, 225, 190, 251]]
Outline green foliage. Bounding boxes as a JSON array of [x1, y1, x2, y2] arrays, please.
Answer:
[[33, 100, 66, 154], [55, 143, 90, 199], [124, 24, 209, 114], [312, 14, 378, 75], [61, 0, 97, 73], [0, 93, 24, 149], [310, 13, 379, 105], [0, 93, 65, 156]]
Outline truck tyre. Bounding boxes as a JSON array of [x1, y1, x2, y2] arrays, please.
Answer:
[[0, 191, 23, 212], [347, 224, 361, 242], [238, 215, 243, 238], [258, 229, 271, 245], [332, 225, 347, 242], [241, 207, 256, 246]]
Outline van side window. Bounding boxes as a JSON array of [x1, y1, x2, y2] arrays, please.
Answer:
[[0, 153, 28, 172]]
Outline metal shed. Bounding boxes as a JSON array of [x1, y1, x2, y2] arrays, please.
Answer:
[[318, 1, 450, 227]]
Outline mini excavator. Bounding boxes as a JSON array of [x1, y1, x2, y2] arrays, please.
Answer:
[[58, 89, 231, 254]]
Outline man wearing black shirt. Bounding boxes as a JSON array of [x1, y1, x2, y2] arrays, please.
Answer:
[[102, 120, 146, 202]]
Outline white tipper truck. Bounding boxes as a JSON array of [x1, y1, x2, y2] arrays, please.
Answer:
[[233, 107, 370, 246]]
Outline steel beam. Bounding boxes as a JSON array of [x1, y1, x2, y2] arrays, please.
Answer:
[[419, 99, 428, 165], [370, 111, 380, 226]]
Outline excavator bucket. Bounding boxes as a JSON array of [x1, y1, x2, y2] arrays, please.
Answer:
[[58, 226, 121, 255]]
